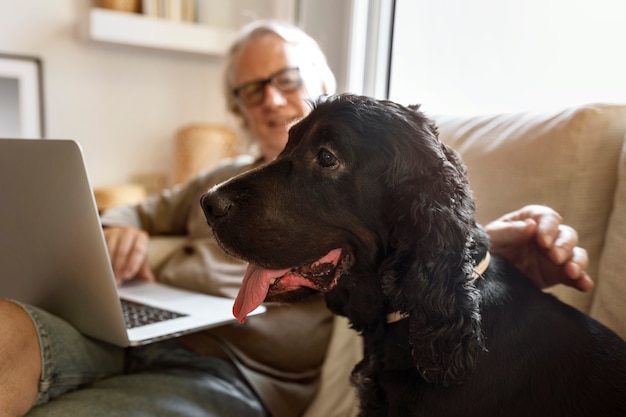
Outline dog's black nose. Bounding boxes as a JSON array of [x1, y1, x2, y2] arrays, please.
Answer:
[[200, 191, 232, 226]]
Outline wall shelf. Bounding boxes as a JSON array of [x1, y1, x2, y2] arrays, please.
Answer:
[[82, 8, 237, 56]]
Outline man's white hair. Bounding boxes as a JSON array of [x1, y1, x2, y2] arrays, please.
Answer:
[[223, 20, 337, 119]]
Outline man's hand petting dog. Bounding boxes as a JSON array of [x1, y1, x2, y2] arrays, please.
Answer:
[[485, 204, 592, 291]]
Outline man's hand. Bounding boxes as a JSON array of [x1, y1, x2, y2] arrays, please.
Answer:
[[484, 205, 593, 292], [103, 226, 155, 286]]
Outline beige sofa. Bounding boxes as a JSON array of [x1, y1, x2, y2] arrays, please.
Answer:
[[149, 103, 626, 417]]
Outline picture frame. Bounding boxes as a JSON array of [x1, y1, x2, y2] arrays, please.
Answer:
[[0, 53, 45, 138]]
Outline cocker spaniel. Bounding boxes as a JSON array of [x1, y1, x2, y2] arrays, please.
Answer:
[[201, 94, 626, 417]]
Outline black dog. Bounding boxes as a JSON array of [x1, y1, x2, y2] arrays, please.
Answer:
[[201, 94, 626, 417]]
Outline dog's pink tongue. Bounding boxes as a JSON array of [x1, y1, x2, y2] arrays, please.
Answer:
[[233, 263, 290, 323]]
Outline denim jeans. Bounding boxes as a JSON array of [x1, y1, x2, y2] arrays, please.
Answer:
[[16, 302, 267, 417]]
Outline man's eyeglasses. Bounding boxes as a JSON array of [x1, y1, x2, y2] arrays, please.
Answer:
[[233, 67, 303, 107]]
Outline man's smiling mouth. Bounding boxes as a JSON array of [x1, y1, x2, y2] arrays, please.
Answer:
[[268, 116, 300, 129]]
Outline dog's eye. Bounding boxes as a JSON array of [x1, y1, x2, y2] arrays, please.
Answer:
[[317, 148, 339, 169]]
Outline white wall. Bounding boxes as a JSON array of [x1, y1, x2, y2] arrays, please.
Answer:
[[0, 77, 20, 136], [389, 0, 626, 115], [0, 0, 288, 188], [297, 0, 354, 94]]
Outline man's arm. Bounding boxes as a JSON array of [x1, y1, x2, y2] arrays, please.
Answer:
[[100, 176, 208, 285]]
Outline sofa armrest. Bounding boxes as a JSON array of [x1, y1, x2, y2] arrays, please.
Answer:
[[592, 135, 626, 339]]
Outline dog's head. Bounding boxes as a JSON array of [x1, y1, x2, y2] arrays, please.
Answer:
[[202, 94, 484, 385]]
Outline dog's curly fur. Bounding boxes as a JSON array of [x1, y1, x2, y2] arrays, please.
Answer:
[[202, 94, 626, 417]]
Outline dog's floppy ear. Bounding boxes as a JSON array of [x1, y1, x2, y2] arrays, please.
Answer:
[[379, 104, 484, 386]]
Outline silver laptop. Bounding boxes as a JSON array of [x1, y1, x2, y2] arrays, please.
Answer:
[[0, 138, 264, 346]]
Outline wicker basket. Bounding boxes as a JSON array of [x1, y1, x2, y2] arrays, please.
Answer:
[[173, 124, 239, 185], [95, 0, 140, 13], [93, 184, 146, 212]]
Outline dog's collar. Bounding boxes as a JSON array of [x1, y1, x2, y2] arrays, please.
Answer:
[[471, 251, 490, 280], [386, 311, 411, 323], [386, 252, 491, 324]]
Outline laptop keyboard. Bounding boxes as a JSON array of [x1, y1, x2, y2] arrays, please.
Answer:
[[121, 299, 187, 329]]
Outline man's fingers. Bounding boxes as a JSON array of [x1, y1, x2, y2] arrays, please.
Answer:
[[103, 228, 128, 278], [485, 218, 536, 249], [136, 260, 156, 282], [566, 246, 591, 279], [561, 267, 594, 292], [122, 230, 149, 279], [556, 245, 593, 292], [103, 227, 150, 284], [549, 225, 579, 265], [529, 208, 561, 249]]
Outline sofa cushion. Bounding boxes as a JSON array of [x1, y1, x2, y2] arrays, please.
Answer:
[[434, 104, 626, 323], [303, 316, 360, 417], [591, 135, 626, 338]]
